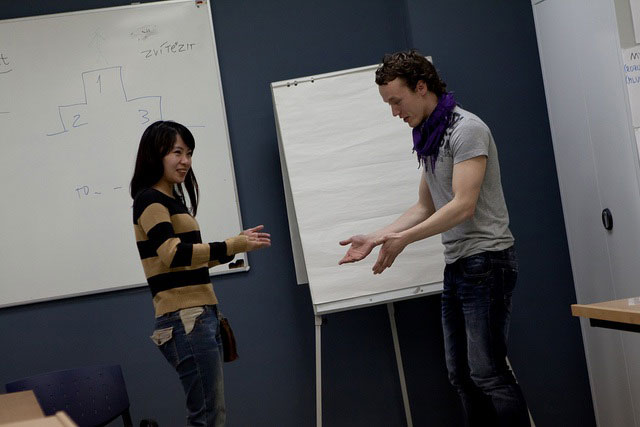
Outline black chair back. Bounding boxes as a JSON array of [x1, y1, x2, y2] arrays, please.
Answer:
[[6, 364, 133, 427]]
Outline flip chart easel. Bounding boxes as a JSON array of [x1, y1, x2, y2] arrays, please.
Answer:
[[271, 63, 445, 426]]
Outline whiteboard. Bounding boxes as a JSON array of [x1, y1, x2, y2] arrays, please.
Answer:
[[271, 64, 444, 315], [0, 0, 247, 308]]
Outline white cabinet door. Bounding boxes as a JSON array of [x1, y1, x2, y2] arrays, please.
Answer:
[[580, 2, 640, 425], [581, 2, 640, 303], [533, 0, 639, 425]]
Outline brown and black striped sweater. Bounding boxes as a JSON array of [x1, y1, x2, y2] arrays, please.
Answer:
[[133, 188, 248, 317]]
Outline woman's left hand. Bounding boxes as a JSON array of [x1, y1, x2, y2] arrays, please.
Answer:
[[242, 225, 271, 251]]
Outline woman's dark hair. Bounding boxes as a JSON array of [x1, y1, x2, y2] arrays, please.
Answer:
[[130, 121, 200, 215], [375, 49, 447, 97]]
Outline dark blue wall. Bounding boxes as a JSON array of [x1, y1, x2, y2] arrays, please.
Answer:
[[0, 1, 594, 426]]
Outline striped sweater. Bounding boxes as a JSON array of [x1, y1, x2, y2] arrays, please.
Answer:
[[133, 188, 248, 316]]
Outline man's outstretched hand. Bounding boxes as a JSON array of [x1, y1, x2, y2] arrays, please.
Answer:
[[339, 232, 409, 275], [371, 232, 408, 274], [338, 235, 376, 265]]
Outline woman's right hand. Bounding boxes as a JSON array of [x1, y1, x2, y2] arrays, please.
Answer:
[[242, 225, 271, 251]]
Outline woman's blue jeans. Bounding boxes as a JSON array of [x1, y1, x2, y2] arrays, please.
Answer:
[[150, 305, 225, 427], [442, 246, 530, 427]]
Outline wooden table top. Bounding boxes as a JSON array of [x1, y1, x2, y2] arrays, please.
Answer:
[[572, 297, 640, 326]]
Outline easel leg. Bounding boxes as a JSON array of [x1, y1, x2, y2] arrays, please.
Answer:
[[387, 303, 413, 427], [315, 315, 323, 427]]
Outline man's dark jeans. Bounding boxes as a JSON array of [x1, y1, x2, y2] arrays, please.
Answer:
[[442, 246, 530, 427]]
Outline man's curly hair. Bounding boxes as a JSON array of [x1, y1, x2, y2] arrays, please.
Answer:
[[375, 50, 447, 97]]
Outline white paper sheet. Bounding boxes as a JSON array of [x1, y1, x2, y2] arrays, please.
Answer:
[[272, 65, 444, 311], [623, 46, 640, 127]]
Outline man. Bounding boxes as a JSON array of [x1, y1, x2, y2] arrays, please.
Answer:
[[339, 50, 529, 426]]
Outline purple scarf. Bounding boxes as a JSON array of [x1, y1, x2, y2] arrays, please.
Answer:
[[412, 92, 457, 171]]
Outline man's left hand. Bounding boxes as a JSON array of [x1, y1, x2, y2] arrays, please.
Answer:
[[372, 232, 408, 274]]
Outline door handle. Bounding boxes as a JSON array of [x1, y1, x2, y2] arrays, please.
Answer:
[[602, 208, 613, 231]]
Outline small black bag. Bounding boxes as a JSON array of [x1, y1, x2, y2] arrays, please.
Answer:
[[219, 315, 238, 362]]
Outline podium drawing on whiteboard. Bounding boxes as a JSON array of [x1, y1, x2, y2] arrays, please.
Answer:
[[46, 66, 162, 137]]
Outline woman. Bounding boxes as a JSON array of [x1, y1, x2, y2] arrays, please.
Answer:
[[130, 121, 270, 426]]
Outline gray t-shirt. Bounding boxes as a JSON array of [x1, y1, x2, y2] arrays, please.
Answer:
[[424, 106, 514, 263]]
